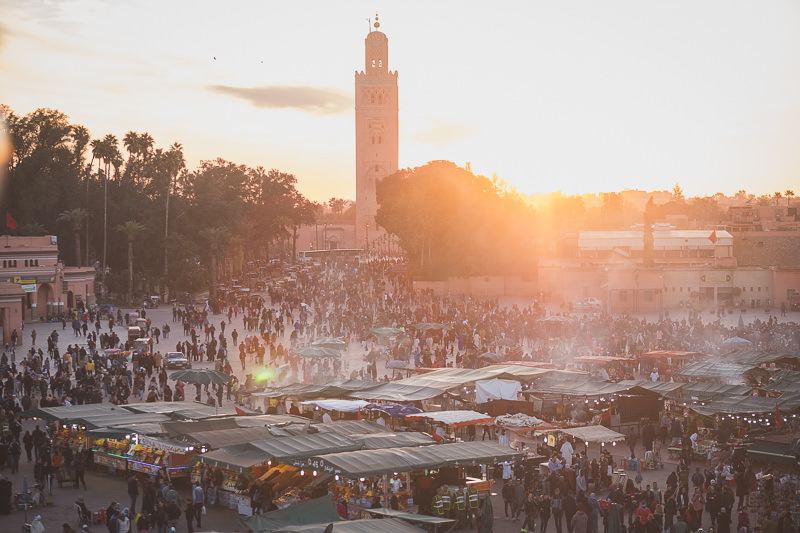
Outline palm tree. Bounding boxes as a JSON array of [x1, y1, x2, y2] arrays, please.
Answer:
[[98, 134, 120, 295], [162, 142, 184, 295], [785, 190, 795, 206], [116, 221, 146, 303], [199, 227, 231, 301], [775, 191, 783, 206], [57, 208, 87, 268]]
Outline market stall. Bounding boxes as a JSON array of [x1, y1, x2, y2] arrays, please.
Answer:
[[404, 410, 495, 441]]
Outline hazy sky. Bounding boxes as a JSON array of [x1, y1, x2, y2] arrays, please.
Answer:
[[2, 0, 799, 203]]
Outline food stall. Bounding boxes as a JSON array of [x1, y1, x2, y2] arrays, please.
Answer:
[[300, 440, 522, 517]]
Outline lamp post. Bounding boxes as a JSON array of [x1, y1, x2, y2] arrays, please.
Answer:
[[365, 223, 370, 252]]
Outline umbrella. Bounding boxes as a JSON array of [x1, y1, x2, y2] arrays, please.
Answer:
[[367, 327, 404, 338], [294, 346, 341, 359], [720, 336, 752, 348], [480, 493, 494, 533], [539, 316, 573, 324], [478, 352, 503, 363], [169, 369, 232, 386], [386, 360, 408, 369], [413, 322, 453, 331], [312, 337, 347, 350]]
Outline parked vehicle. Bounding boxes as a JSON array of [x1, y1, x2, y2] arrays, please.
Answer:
[[573, 297, 603, 311], [164, 351, 191, 369]]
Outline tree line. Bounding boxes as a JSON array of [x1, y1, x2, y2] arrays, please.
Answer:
[[1, 106, 320, 302]]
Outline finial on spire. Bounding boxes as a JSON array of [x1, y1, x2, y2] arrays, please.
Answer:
[[374, 13, 380, 29]]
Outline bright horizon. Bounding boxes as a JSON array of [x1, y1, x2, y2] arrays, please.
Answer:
[[2, 1, 799, 204]]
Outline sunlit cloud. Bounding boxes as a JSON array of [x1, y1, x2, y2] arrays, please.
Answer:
[[207, 85, 351, 115]]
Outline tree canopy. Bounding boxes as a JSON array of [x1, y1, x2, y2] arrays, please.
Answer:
[[376, 161, 536, 279], [1, 105, 317, 300]]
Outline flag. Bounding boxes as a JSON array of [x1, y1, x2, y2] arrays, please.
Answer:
[[708, 230, 717, 244], [776, 403, 783, 428], [234, 405, 248, 416], [6, 213, 17, 230]]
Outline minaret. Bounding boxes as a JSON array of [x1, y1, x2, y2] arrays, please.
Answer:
[[355, 14, 398, 250]]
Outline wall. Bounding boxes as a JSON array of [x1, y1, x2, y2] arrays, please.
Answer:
[[774, 270, 800, 306]]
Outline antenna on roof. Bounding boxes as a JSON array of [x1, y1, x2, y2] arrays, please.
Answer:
[[366, 17, 371, 32]]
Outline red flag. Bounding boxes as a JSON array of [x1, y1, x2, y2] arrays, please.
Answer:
[[776, 403, 783, 428], [6, 213, 17, 230], [234, 405, 248, 416], [708, 230, 717, 244]]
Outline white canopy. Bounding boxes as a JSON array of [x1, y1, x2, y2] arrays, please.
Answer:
[[300, 399, 370, 413], [475, 378, 521, 403], [405, 410, 494, 428], [560, 425, 626, 444]]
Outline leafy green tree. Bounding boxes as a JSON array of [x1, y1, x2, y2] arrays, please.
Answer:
[[376, 161, 535, 277]]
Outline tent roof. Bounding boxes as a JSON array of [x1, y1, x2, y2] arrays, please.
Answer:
[[569, 356, 635, 365], [300, 400, 370, 413], [231, 414, 314, 428], [246, 432, 362, 462], [160, 418, 241, 438], [353, 432, 436, 449], [71, 412, 172, 430], [690, 393, 800, 416], [560, 425, 626, 443], [640, 351, 710, 360], [239, 496, 342, 532], [306, 441, 522, 478], [186, 427, 277, 448], [315, 420, 388, 437], [124, 401, 241, 418], [405, 410, 494, 428], [199, 447, 269, 472], [394, 365, 553, 391], [346, 383, 444, 402], [718, 350, 800, 365], [26, 402, 120, 421], [364, 507, 455, 524], [529, 380, 655, 398], [272, 518, 424, 533], [678, 361, 757, 379]]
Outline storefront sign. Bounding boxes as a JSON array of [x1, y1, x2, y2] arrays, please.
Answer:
[[139, 436, 190, 454], [128, 460, 161, 476], [94, 452, 127, 470], [21, 284, 36, 293]]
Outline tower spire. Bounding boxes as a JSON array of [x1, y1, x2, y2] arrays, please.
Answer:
[[374, 13, 380, 30]]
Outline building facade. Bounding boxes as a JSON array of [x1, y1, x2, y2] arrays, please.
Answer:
[[354, 16, 398, 249], [0, 236, 96, 323]]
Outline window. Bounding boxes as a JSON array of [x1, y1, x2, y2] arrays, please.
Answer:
[[370, 94, 375, 104], [24, 260, 28, 267], [758, 287, 761, 292], [378, 136, 382, 144], [378, 59, 382, 68], [750, 287, 753, 292], [372, 59, 376, 68], [1, 260, 5, 268], [680, 287, 683, 292], [374, 165, 379, 172]]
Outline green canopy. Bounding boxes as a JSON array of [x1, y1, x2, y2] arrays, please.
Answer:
[[239, 496, 341, 532], [273, 518, 425, 533], [303, 440, 522, 478]]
